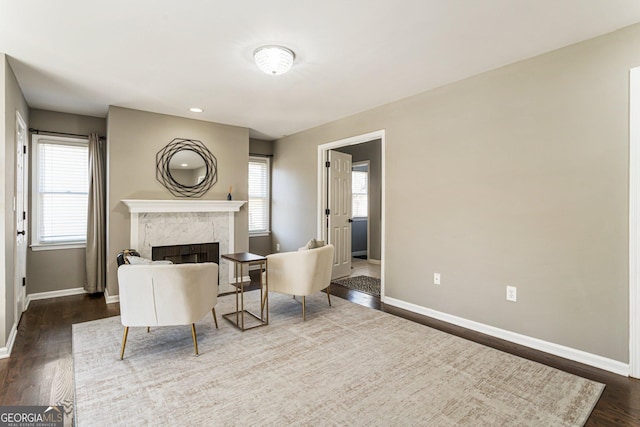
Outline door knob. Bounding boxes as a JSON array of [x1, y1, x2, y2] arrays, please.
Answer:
[[17, 230, 25, 236], [348, 218, 353, 223]]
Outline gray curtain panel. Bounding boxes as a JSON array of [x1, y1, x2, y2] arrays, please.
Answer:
[[85, 133, 106, 293]]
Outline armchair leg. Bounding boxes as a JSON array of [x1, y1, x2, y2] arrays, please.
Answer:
[[147, 327, 150, 333], [212, 308, 219, 329], [302, 296, 306, 321], [119, 327, 129, 360], [326, 286, 332, 306], [191, 323, 199, 356]]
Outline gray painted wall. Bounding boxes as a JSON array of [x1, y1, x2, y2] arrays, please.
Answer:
[[336, 139, 382, 260], [248, 138, 273, 256], [106, 107, 249, 296], [351, 219, 367, 255], [3, 56, 29, 342], [249, 138, 273, 157], [26, 109, 106, 294], [272, 24, 640, 363]]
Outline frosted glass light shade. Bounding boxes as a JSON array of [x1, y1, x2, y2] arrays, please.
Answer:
[[254, 46, 295, 75]]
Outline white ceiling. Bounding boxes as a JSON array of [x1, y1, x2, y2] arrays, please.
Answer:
[[2, 1, 640, 140]]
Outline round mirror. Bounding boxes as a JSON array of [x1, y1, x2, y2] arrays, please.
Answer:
[[156, 138, 218, 197], [168, 149, 207, 187]]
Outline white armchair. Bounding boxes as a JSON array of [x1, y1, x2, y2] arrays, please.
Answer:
[[265, 244, 334, 320], [117, 262, 219, 359]]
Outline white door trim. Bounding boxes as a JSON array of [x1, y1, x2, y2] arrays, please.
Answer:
[[316, 130, 385, 298], [14, 110, 27, 323], [629, 67, 640, 378]]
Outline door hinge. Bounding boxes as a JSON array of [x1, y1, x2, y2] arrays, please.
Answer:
[[325, 161, 330, 168], [23, 145, 27, 154], [22, 277, 26, 287], [325, 208, 330, 215], [22, 211, 26, 220]]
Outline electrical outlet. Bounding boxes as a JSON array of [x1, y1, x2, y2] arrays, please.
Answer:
[[434, 273, 441, 285], [276, 243, 280, 252], [506, 286, 517, 302]]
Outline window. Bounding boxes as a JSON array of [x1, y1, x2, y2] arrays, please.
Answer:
[[248, 156, 270, 234], [32, 135, 88, 249], [352, 166, 368, 218]]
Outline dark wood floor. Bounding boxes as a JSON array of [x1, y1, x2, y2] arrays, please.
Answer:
[[0, 293, 120, 423], [1, 284, 639, 426]]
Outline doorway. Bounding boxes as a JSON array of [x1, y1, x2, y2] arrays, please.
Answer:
[[317, 130, 385, 299], [351, 162, 369, 261]]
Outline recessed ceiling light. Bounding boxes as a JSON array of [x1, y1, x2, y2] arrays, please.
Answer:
[[254, 45, 295, 75], [189, 107, 203, 113]]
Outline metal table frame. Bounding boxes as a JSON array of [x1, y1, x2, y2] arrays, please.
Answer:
[[221, 252, 268, 331]]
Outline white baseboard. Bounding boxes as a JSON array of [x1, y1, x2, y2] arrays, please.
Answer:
[[383, 296, 630, 377], [368, 259, 381, 265], [104, 287, 119, 304], [0, 322, 18, 359], [26, 287, 87, 309]]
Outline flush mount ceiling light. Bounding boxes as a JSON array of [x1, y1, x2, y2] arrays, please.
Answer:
[[254, 45, 295, 75], [189, 107, 203, 113]]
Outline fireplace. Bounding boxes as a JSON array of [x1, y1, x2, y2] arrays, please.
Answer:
[[121, 199, 246, 294], [152, 242, 219, 265]]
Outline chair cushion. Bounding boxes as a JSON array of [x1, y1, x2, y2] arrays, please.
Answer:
[[126, 255, 173, 265], [298, 238, 326, 251]]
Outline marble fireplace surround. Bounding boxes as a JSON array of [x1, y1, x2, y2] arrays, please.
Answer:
[[121, 200, 246, 294]]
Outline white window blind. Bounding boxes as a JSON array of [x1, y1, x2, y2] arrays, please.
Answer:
[[248, 156, 270, 234], [33, 136, 88, 246], [352, 170, 368, 218]]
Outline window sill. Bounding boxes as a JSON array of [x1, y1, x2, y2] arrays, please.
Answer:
[[31, 243, 87, 252], [249, 231, 271, 238]]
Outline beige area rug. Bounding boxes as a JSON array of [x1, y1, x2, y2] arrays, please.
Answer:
[[73, 292, 604, 426]]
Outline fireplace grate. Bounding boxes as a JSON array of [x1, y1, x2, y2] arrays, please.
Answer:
[[152, 242, 219, 265]]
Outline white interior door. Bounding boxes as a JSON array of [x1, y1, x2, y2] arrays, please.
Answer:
[[14, 111, 28, 319], [327, 150, 352, 279]]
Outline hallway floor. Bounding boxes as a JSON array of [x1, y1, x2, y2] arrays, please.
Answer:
[[350, 257, 380, 278]]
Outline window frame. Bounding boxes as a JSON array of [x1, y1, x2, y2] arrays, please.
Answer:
[[352, 161, 369, 220], [248, 155, 271, 236], [31, 134, 89, 251]]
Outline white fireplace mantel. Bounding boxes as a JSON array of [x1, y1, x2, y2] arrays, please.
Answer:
[[121, 199, 246, 213]]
